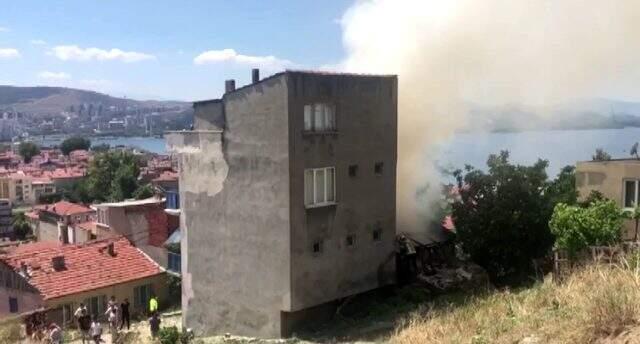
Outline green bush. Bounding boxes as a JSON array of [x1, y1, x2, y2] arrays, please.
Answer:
[[159, 326, 180, 344], [549, 199, 624, 256], [158, 326, 194, 344]]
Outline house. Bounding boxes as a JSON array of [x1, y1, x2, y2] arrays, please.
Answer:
[[0, 237, 166, 325], [166, 69, 398, 337], [32, 201, 96, 243], [0, 260, 42, 317], [576, 159, 640, 239], [94, 197, 178, 269]]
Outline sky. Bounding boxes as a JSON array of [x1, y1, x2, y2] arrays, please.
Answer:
[[0, 0, 353, 101]]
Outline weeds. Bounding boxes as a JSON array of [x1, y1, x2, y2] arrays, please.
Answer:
[[392, 263, 640, 343]]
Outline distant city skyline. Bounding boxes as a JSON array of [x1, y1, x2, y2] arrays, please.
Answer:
[[0, 0, 353, 101]]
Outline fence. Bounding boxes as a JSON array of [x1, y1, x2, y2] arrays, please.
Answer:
[[553, 242, 640, 281]]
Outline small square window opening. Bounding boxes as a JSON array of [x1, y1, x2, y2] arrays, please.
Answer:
[[373, 229, 382, 242], [312, 241, 323, 254], [374, 162, 384, 176], [348, 165, 358, 177], [346, 235, 356, 247]]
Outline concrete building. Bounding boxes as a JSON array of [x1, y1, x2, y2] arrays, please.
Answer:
[[576, 159, 640, 239], [0, 199, 12, 239], [167, 70, 398, 337], [0, 173, 57, 205], [32, 201, 95, 243], [0, 238, 166, 324], [0, 260, 42, 318], [94, 197, 178, 269]]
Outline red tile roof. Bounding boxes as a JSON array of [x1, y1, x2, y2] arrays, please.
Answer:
[[43, 201, 93, 217], [74, 221, 98, 233], [152, 170, 178, 182], [0, 237, 163, 300]]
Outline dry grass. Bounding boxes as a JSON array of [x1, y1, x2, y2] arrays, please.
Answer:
[[391, 261, 640, 344]]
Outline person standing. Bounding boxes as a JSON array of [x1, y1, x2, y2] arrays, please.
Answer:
[[148, 312, 161, 338], [119, 298, 130, 330], [48, 323, 63, 344], [90, 315, 102, 344], [148, 294, 158, 315], [104, 303, 119, 341], [74, 303, 91, 344]]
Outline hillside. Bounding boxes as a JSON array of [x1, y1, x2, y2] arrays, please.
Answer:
[[0, 85, 189, 115]]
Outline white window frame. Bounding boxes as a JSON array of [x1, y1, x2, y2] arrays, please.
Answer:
[[303, 103, 336, 132], [623, 179, 640, 210], [304, 167, 336, 208]]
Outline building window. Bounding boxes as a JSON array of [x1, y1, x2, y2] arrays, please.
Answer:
[[624, 179, 640, 208], [8, 297, 17, 313], [304, 103, 336, 132], [84, 295, 106, 317], [168, 252, 181, 273], [374, 162, 384, 176], [348, 165, 358, 177], [373, 229, 382, 242], [304, 167, 336, 207], [134, 284, 152, 309], [312, 240, 323, 254], [346, 235, 356, 247]]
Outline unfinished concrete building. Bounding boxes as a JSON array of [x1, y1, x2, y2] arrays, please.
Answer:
[[167, 70, 398, 338]]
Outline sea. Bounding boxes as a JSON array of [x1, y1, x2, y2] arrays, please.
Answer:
[[30, 127, 640, 179]]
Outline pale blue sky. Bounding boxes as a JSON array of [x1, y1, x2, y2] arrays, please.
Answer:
[[0, 0, 353, 101]]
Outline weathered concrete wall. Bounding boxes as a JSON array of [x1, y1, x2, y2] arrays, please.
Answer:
[[193, 100, 225, 130], [286, 73, 398, 312], [576, 160, 640, 239], [169, 74, 291, 338], [171, 72, 398, 338]]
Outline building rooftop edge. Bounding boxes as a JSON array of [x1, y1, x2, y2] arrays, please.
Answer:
[[193, 70, 398, 106], [577, 158, 640, 164]]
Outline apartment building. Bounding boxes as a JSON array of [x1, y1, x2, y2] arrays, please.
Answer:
[[167, 70, 397, 337]]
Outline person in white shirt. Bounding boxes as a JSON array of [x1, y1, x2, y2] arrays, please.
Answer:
[[90, 316, 102, 344]]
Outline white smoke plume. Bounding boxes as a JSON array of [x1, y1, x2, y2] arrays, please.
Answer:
[[338, 0, 640, 238]]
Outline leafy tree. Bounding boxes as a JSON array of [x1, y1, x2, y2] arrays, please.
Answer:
[[18, 142, 40, 163], [91, 143, 110, 153], [632, 142, 639, 159], [452, 151, 555, 282], [85, 151, 140, 202], [60, 136, 91, 155], [12, 212, 32, 240], [629, 206, 640, 242], [133, 184, 155, 200], [549, 199, 624, 256], [579, 190, 606, 208], [592, 148, 612, 161], [547, 165, 578, 206]]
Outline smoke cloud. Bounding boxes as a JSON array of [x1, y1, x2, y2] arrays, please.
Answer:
[[337, 0, 640, 237]]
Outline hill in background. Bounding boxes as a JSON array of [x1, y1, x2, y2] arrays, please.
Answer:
[[0, 85, 190, 115]]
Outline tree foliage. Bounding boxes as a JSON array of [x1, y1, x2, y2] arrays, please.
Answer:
[[592, 148, 612, 161], [12, 212, 32, 240], [91, 143, 110, 153], [549, 199, 624, 256], [547, 165, 579, 206], [84, 151, 141, 202], [133, 184, 155, 200], [18, 142, 40, 163], [60, 136, 91, 155], [452, 151, 557, 282]]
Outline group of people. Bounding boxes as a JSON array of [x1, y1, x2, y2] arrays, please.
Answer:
[[73, 295, 159, 343]]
